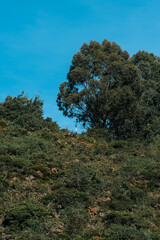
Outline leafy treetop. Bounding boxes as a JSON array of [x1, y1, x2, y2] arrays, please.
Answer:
[[0, 91, 44, 131], [57, 39, 143, 139]]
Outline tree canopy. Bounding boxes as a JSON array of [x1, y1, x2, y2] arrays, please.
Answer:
[[0, 92, 44, 131], [131, 51, 160, 137], [57, 39, 144, 139]]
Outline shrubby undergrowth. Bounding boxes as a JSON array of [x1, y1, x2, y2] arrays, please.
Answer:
[[0, 119, 160, 239], [0, 93, 160, 239]]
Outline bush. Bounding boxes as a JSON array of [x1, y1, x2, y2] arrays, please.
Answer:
[[28, 164, 50, 177], [109, 140, 126, 149], [103, 211, 135, 226], [94, 141, 109, 155], [60, 204, 90, 234], [64, 162, 105, 194], [3, 200, 48, 233], [0, 119, 7, 128], [42, 187, 89, 209], [86, 128, 112, 142], [104, 224, 148, 240], [109, 193, 132, 211]]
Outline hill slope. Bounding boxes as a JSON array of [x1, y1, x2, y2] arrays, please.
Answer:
[[0, 122, 160, 239]]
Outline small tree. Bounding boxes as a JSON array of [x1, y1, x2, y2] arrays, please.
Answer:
[[57, 39, 142, 139], [0, 91, 44, 130]]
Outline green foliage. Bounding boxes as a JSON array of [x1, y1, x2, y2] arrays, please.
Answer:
[[131, 51, 160, 139], [1, 127, 160, 239], [109, 193, 132, 211], [44, 117, 60, 132], [86, 128, 113, 141], [57, 39, 143, 139], [60, 204, 90, 234], [43, 187, 89, 209], [28, 164, 50, 178], [0, 91, 160, 239], [104, 224, 148, 240], [57, 40, 160, 140], [0, 91, 44, 131], [0, 119, 7, 128], [63, 162, 105, 195], [3, 200, 48, 233]]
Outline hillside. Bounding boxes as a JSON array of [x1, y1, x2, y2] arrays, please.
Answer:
[[0, 120, 160, 239]]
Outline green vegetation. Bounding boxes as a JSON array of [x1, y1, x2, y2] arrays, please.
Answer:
[[0, 95, 160, 239], [0, 39, 160, 239], [57, 39, 160, 139]]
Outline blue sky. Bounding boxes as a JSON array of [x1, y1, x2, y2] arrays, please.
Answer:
[[0, 0, 160, 132]]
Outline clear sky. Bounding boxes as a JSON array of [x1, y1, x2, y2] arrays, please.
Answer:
[[0, 0, 160, 132]]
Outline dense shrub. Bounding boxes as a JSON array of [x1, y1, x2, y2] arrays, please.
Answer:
[[3, 200, 48, 233], [42, 187, 89, 209], [104, 224, 148, 240]]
